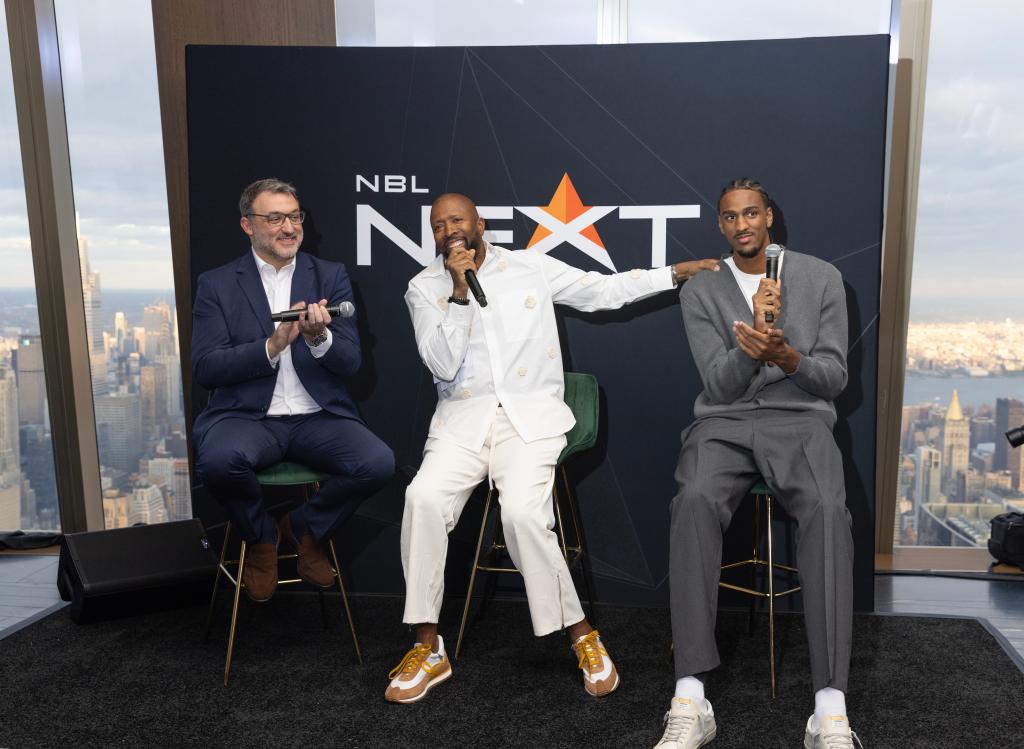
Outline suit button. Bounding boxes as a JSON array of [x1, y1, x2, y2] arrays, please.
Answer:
[[547, 347, 558, 359], [461, 388, 472, 400], [518, 367, 528, 377], [524, 296, 536, 309], [498, 260, 508, 271]]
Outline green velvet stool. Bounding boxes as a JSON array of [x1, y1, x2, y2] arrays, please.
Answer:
[[455, 372, 599, 657], [719, 481, 801, 697], [205, 461, 361, 685]]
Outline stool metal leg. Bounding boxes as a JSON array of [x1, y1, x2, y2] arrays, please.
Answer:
[[766, 494, 776, 699], [456, 486, 494, 659], [561, 465, 596, 624], [327, 539, 362, 665], [224, 539, 247, 686], [749, 496, 761, 635], [205, 522, 231, 640]]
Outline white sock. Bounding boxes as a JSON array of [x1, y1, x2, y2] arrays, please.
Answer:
[[674, 676, 706, 708], [813, 687, 847, 730], [413, 634, 444, 663], [429, 634, 445, 662]]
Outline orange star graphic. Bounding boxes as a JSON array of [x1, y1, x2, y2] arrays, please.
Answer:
[[526, 173, 605, 249]]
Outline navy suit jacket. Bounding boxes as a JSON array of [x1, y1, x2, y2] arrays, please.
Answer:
[[191, 251, 362, 447]]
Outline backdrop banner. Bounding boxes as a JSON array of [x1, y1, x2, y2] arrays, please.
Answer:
[[186, 35, 888, 611]]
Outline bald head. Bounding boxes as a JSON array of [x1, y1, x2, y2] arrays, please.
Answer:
[[430, 192, 485, 257]]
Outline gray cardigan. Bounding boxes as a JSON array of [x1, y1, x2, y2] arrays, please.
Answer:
[[679, 249, 848, 427]]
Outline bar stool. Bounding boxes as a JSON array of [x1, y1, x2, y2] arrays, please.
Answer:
[[455, 372, 599, 657], [204, 461, 361, 685], [719, 481, 800, 697]]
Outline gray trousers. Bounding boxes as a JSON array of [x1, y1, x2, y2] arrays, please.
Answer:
[[670, 411, 853, 693]]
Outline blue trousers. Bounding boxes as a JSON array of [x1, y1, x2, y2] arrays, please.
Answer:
[[196, 412, 394, 544]]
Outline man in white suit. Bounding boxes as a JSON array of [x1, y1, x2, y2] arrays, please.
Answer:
[[384, 193, 719, 704]]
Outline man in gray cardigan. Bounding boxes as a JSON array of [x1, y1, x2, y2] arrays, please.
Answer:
[[654, 179, 860, 749]]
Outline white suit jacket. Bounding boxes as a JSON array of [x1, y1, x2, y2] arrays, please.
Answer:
[[405, 242, 674, 451]]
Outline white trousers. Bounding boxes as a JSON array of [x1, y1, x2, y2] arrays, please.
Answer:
[[401, 407, 585, 636]]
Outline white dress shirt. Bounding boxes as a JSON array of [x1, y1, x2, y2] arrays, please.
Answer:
[[252, 249, 332, 416], [405, 242, 674, 451]]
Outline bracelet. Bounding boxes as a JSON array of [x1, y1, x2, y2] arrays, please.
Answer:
[[448, 294, 470, 306], [670, 265, 681, 286]]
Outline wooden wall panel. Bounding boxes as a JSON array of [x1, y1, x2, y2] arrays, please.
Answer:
[[150, 0, 335, 450]]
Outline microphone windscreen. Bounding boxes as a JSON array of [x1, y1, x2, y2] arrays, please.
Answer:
[[764, 244, 782, 281]]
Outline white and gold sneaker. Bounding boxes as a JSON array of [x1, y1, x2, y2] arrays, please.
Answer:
[[803, 714, 863, 749], [571, 629, 620, 697], [384, 637, 452, 704], [655, 697, 717, 748]]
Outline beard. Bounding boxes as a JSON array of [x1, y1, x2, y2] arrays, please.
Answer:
[[254, 232, 301, 260], [733, 243, 762, 259]]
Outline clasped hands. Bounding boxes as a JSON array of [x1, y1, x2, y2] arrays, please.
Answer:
[[267, 299, 330, 358], [733, 278, 800, 374]]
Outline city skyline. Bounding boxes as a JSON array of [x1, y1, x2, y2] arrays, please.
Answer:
[[0, 224, 190, 533]]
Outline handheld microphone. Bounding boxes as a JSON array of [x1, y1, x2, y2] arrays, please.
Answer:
[[271, 301, 355, 323], [764, 244, 782, 323], [464, 270, 488, 307]]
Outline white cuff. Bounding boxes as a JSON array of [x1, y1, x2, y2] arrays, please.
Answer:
[[266, 340, 280, 366], [305, 328, 333, 358]]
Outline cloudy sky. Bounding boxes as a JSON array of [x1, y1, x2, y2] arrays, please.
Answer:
[[1, 1, 1021, 319]]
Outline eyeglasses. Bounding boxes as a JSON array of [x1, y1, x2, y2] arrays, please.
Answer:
[[246, 211, 306, 227]]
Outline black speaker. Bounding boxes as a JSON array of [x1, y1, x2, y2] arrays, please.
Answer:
[[58, 519, 217, 623]]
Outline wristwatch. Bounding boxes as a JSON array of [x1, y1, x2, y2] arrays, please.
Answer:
[[448, 294, 470, 306], [309, 330, 329, 347]]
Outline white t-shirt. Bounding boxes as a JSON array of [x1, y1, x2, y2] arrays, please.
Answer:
[[724, 250, 784, 315]]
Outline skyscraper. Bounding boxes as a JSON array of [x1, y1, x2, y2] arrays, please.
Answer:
[[139, 363, 168, 434], [94, 392, 142, 474], [942, 390, 969, 496], [0, 367, 20, 529], [915, 445, 942, 506], [129, 483, 167, 526], [994, 397, 1024, 471], [78, 223, 108, 397], [13, 336, 47, 426]]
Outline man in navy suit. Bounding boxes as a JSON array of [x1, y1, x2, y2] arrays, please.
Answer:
[[192, 178, 394, 602]]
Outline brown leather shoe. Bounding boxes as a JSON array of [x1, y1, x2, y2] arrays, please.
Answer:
[[241, 542, 278, 602], [279, 513, 335, 589]]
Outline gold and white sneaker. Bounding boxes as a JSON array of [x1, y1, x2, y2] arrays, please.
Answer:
[[803, 715, 863, 749], [655, 697, 717, 748], [571, 629, 620, 697], [384, 637, 452, 704]]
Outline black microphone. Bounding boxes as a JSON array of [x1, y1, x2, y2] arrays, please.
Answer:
[[764, 244, 782, 323], [271, 301, 355, 323], [464, 270, 488, 307]]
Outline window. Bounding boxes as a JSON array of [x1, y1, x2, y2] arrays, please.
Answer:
[[337, 0, 599, 46], [0, 2, 60, 532], [54, 0, 190, 529], [627, 1, 890, 42], [895, 0, 1024, 558]]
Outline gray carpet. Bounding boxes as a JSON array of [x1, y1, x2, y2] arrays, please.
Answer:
[[1, 594, 1022, 748]]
